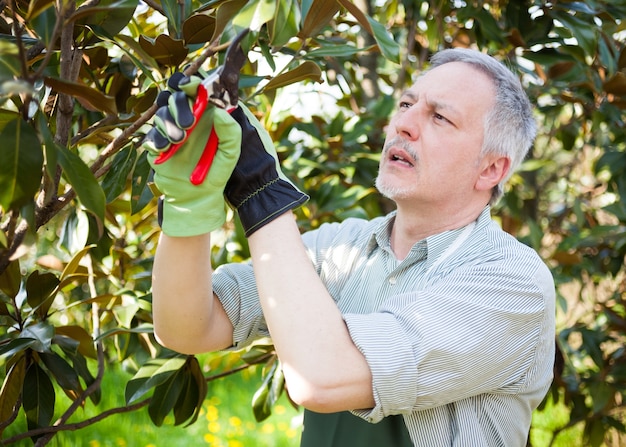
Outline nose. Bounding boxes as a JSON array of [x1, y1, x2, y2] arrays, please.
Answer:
[[393, 105, 421, 141]]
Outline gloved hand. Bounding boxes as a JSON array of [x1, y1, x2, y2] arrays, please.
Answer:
[[144, 72, 205, 151], [144, 75, 241, 237], [225, 106, 309, 237]]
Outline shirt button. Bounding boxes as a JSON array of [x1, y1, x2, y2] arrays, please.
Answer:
[[389, 277, 397, 285]]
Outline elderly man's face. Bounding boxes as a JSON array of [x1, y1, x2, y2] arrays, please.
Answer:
[[376, 61, 497, 209]]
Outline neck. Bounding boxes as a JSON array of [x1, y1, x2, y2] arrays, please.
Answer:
[[390, 201, 486, 260]]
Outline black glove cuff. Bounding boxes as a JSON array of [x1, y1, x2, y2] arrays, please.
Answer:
[[235, 179, 309, 237]]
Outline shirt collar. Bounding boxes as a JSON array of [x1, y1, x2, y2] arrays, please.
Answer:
[[365, 206, 492, 264]]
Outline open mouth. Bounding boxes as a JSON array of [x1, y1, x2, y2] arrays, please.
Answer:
[[389, 149, 415, 168]]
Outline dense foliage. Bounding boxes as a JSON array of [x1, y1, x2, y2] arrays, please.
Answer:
[[0, 0, 625, 445]]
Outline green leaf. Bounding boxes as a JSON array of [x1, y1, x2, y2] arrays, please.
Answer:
[[44, 76, 117, 116], [554, 12, 598, 57], [102, 145, 136, 203], [56, 145, 105, 223], [39, 352, 82, 393], [20, 322, 54, 353], [30, 4, 56, 47], [270, 0, 300, 47], [131, 150, 153, 214], [159, 0, 191, 38], [233, 0, 276, 32], [148, 366, 186, 426], [22, 362, 56, 432], [306, 43, 369, 58], [252, 359, 285, 422], [0, 259, 21, 299], [336, 0, 400, 63], [183, 13, 216, 45], [59, 207, 90, 254], [65, 351, 100, 404], [0, 355, 26, 435], [0, 118, 43, 211], [55, 325, 97, 358], [26, 271, 60, 318], [300, 0, 339, 38], [182, 356, 207, 426], [126, 355, 187, 404], [138, 34, 188, 68], [264, 61, 322, 92], [173, 370, 196, 426], [71, 0, 139, 37], [0, 338, 37, 361]]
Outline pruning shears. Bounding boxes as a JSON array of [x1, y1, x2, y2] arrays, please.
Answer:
[[154, 28, 250, 185]]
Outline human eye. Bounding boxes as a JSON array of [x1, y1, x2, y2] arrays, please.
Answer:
[[398, 100, 413, 110], [433, 112, 451, 124]]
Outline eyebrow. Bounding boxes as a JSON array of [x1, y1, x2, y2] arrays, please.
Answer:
[[400, 90, 461, 121]]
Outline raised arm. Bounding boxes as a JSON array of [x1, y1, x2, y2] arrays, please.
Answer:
[[225, 107, 375, 413], [145, 79, 241, 354]]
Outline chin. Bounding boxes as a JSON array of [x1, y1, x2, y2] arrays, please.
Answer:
[[375, 176, 413, 201]]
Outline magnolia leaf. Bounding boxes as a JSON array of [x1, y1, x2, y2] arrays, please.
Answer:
[[0, 355, 26, 434], [173, 371, 196, 426], [20, 322, 54, 353], [102, 145, 136, 203], [336, 0, 400, 63], [299, 0, 339, 38], [0, 259, 21, 299], [39, 352, 82, 393], [183, 13, 216, 45], [131, 150, 153, 214], [0, 338, 37, 361], [22, 362, 56, 432], [148, 367, 186, 426], [263, 61, 322, 92], [212, 0, 249, 43], [44, 77, 117, 115], [26, 271, 60, 318], [139, 35, 188, 67], [55, 325, 97, 358], [233, 0, 276, 32], [270, 0, 300, 47], [56, 145, 105, 223], [126, 355, 187, 404], [0, 118, 43, 211], [70, 0, 138, 37]]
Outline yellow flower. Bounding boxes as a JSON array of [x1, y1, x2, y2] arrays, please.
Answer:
[[261, 423, 275, 434], [206, 405, 219, 422], [208, 421, 221, 433], [229, 416, 242, 427]]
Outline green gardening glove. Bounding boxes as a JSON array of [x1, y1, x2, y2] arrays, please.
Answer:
[[145, 104, 241, 237]]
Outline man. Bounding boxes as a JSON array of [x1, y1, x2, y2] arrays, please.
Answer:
[[147, 47, 555, 446]]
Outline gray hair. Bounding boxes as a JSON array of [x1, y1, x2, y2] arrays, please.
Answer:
[[429, 48, 536, 203]]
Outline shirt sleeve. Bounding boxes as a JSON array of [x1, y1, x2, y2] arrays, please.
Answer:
[[347, 258, 555, 423], [212, 262, 269, 350]]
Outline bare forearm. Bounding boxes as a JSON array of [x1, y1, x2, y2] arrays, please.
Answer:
[[248, 213, 374, 412], [152, 233, 233, 353]]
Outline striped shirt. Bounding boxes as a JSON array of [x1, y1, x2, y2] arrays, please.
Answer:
[[213, 206, 555, 446]]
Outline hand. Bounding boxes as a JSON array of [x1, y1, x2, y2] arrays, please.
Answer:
[[225, 105, 308, 237], [144, 75, 241, 237], [144, 72, 204, 152]]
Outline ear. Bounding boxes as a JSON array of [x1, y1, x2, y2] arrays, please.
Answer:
[[475, 156, 510, 192]]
